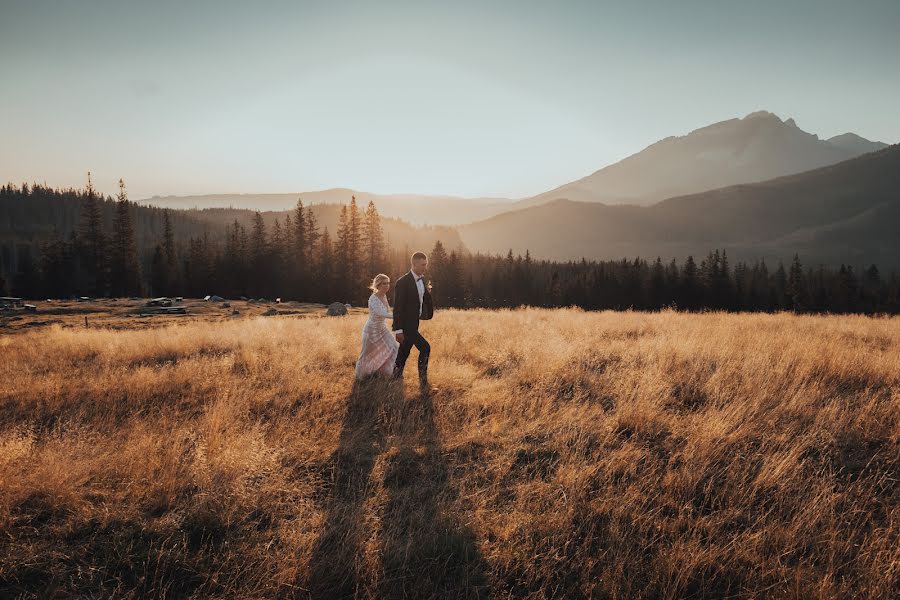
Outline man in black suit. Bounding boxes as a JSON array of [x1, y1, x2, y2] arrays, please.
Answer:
[[391, 251, 435, 389]]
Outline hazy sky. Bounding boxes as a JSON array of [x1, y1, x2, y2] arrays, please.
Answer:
[[2, 0, 898, 200]]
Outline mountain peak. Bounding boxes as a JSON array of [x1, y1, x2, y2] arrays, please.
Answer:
[[517, 111, 884, 210], [742, 110, 784, 122], [826, 132, 889, 155]]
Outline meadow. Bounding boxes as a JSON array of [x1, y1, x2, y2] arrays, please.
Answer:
[[0, 305, 897, 598]]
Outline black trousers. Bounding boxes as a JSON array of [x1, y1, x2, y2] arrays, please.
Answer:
[[394, 329, 430, 375]]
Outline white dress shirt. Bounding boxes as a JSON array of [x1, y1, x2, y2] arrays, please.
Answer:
[[393, 269, 425, 335]]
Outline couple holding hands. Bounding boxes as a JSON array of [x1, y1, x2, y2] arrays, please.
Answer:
[[354, 251, 437, 392]]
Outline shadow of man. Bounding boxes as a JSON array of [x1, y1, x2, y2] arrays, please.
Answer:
[[377, 387, 490, 599], [307, 381, 489, 599], [306, 378, 390, 598]]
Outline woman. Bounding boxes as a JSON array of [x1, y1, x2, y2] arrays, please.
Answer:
[[354, 274, 400, 380]]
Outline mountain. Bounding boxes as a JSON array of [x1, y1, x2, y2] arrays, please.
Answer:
[[825, 132, 888, 155], [517, 111, 888, 209], [139, 189, 515, 226], [139, 112, 887, 228], [459, 144, 900, 269]]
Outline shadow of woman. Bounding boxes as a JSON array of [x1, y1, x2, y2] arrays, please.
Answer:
[[306, 377, 390, 598], [376, 388, 490, 599], [306, 381, 490, 599]]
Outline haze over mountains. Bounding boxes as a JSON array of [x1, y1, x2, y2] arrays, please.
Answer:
[[141, 190, 515, 226], [125, 110, 899, 269], [515, 111, 888, 209], [139, 111, 887, 226], [459, 143, 900, 268]]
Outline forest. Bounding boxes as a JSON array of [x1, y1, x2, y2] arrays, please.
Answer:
[[2, 181, 899, 314]]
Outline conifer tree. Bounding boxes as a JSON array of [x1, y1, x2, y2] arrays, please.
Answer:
[[363, 199, 385, 276], [249, 211, 268, 296], [787, 253, 806, 312], [78, 172, 107, 296], [347, 196, 362, 301], [109, 179, 142, 297], [335, 205, 349, 300], [318, 227, 334, 302], [292, 199, 306, 295], [159, 209, 177, 295]]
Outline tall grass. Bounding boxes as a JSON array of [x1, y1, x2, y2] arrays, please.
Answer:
[[1, 308, 898, 598]]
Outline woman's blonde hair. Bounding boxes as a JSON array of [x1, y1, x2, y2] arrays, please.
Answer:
[[369, 273, 390, 293]]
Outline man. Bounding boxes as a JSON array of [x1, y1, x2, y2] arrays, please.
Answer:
[[391, 251, 436, 390]]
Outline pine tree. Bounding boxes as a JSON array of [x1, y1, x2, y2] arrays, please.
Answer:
[[160, 209, 177, 295], [150, 245, 166, 296], [78, 172, 107, 296], [787, 253, 806, 312], [39, 228, 74, 298], [443, 250, 465, 307], [304, 207, 319, 264], [347, 196, 362, 301], [318, 227, 334, 302], [250, 211, 268, 296], [109, 179, 142, 297], [682, 255, 699, 310], [162, 209, 176, 266], [363, 199, 385, 277], [649, 257, 666, 309], [222, 220, 248, 298], [292, 199, 306, 295], [293, 198, 306, 269], [335, 205, 349, 300], [430, 240, 449, 304], [270, 218, 286, 298], [772, 261, 788, 310]]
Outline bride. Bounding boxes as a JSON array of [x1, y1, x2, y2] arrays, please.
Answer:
[[354, 273, 400, 379]]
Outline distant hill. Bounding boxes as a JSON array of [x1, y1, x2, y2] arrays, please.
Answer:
[[137, 112, 888, 228], [825, 132, 888, 155], [517, 111, 889, 209], [139, 189, 515, 226], [183, 205, 463, 254], [459, 144, 900, 269], [0, 189, 462, 273]]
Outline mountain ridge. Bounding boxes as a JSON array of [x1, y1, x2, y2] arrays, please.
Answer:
[[459, 143, 900, 268], [514, 111, 887, 210]]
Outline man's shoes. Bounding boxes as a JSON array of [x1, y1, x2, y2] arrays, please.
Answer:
[[418, 376, 439, 393]]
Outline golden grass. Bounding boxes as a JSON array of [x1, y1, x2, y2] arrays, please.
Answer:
[[1, 307, 898, 598]]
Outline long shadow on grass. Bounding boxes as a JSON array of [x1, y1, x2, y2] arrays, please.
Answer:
[[376, 386, 490, 598], [306, 380, 489, 598], [306, 378, 388, 597]]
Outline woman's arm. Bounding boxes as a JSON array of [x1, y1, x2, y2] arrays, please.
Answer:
[[371, 295, 391, 318]]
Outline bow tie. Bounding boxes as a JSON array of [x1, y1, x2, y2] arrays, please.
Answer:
[[416, 276, 424, 281]]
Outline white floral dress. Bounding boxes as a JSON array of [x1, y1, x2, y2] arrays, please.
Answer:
[[354, 293, 400, 379]]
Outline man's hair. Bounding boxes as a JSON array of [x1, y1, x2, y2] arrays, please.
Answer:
[[411, 251, 427, 262]]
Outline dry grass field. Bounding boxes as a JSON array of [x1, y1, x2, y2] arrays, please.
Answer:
[[0, 305, 898, 598]]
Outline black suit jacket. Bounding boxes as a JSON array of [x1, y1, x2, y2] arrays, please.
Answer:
[[391, 271, 433, 333]]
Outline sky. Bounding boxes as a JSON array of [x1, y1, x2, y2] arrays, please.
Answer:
[[1, 0, 898, 200]]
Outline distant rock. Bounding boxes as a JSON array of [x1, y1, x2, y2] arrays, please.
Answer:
[[327, 302, 348, 316], [263, 308, 278, 316]]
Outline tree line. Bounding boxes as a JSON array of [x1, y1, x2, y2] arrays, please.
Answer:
[[2, 181, 899, 315]]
